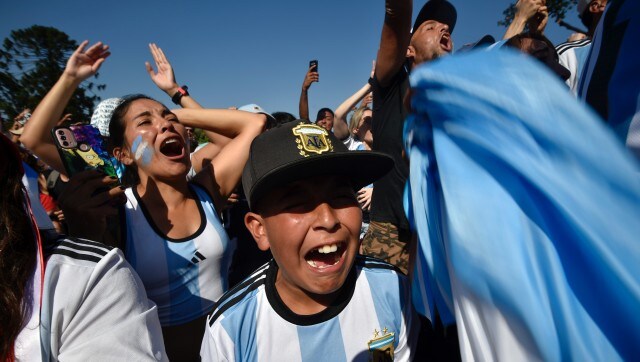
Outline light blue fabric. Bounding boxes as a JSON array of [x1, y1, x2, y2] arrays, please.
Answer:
[[404, 48, 640, 360]]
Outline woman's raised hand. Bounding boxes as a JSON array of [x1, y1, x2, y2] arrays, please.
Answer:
[[63, 40, 110, 82], [146, 43, 178, 94]]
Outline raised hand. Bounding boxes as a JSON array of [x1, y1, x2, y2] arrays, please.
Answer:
[[515, 0, 543, 22], [145, 43, 179, 94], [63, 40, 110, 82], [302, 64, 319, 91], [528, 5, 549, 34]]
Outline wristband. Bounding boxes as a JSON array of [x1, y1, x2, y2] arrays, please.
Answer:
[[171, 85, 189, 105]]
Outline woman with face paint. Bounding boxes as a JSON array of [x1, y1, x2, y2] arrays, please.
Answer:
[[21, 41, 266, 361]]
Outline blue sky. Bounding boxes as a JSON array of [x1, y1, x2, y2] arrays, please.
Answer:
[[1, 0, 583, 119]]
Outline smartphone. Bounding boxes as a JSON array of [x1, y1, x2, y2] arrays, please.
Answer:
[[309, 59, 318, 73], [51, 124, 120, 180]]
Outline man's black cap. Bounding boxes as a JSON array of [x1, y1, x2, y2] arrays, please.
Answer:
[[242, 121, 393, 210], [413, 0, 457, 35]]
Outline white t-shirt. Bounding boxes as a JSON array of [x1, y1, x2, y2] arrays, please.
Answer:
[[15, 234, 167, 361]]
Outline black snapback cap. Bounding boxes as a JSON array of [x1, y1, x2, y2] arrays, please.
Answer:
[[413, 0, 457, 35], [242, 121, 394, 210]]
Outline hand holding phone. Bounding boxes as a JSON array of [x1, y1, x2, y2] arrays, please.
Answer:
[[52, 125, 120, 180]]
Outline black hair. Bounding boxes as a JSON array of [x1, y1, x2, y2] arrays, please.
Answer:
[[0, 137, 36, 360], [505, 32, 570, 81], [580, 8, 593, 29], [315, 108, 334, 122], [270, 112, 297, 129]]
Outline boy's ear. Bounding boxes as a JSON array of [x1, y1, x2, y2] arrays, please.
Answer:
[[113, 146, 134, 166], [244, 212, 270, 251]]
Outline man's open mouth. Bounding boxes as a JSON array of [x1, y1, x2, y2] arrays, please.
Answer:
[[440, 33, 452, 52]]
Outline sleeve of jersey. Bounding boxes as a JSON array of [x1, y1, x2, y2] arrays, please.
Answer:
[[56, 249, 167, 361], [394, 275, 420, 361], [201, 315, 235, 361]]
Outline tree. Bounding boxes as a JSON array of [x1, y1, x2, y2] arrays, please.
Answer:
[[498, 0, 579, 28], [0, 25, 105, 129]]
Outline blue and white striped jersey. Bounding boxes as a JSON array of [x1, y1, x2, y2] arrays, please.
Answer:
[[201, 256, 418, 361], [124, 183, 235, 326], [556, 38, 592, 94]]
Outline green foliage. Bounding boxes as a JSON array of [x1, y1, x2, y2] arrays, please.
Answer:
[[0, 25, 105, 130], [193, 128, 210, 146], [498, 0, 578, 27]]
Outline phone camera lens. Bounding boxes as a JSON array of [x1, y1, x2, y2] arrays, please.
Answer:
[[61, 136, 67, 140], [62, 141, 69, 146], [57, 130, 64, 135]]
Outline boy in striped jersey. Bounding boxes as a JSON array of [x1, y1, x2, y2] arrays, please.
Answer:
[[201, 121, 419, 361]]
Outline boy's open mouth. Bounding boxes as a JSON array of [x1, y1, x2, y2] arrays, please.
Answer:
[[305, 242, 346, 270]]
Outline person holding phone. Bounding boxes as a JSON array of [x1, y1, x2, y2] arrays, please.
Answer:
[[21, 40, 266, 360], [299, 60, 319, 122]]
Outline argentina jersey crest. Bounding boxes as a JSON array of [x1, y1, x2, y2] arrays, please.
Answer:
[[367, 327, 395, 361]]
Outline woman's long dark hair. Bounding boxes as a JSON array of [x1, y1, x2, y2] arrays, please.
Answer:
[[0, 137, 37, 360]]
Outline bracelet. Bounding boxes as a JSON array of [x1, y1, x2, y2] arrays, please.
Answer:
[[171, 85, 189, 105]]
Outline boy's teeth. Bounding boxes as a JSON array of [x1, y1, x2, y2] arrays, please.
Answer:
[[306, 259, 337, 269], [316, 243, 340, 254]]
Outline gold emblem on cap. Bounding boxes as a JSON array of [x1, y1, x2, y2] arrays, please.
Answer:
[[292, 123, 333, 157]]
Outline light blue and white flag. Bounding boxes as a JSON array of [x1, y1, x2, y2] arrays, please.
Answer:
[[405, 48, 640, 361]]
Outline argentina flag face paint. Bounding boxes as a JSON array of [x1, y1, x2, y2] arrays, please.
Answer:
[[132, 134, 153, 166]]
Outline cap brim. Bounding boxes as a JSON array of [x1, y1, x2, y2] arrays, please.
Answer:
[[9, 128, 24, 135], [248, 151, 393, 210]]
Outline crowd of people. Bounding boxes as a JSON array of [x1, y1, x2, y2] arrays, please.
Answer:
[[1, 0, 638, 361]]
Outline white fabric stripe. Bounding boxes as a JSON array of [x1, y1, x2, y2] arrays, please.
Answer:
[[559, 47, 579, 93], [339, 273, 381, 360], [203, 315, 236, 361], [54, 245, 106, 260], [451, 269, 543, 362], [255, 292, 302, 362], [62, 238, 110, 254]]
